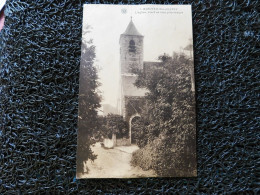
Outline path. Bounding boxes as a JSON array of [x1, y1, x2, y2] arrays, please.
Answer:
[[80, 142, 156, 178]]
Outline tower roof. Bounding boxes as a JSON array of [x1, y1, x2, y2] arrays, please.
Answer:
[[122, 19, 142, 36]]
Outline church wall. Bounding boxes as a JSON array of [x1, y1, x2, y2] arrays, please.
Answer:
[[124, 96, 146, 124], [122, 75, 147, 97]]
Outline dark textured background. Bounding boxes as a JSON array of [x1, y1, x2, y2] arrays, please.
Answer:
[[0, 0, 259, 194]]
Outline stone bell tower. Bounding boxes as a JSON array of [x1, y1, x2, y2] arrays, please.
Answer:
[[119, 18, 146, 117], [120, 18, 144, 74]]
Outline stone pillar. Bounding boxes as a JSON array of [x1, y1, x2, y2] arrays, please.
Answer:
[[112, 133, 117, 147]]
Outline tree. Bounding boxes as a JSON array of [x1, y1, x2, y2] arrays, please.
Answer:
[[130, 117, 147, 147], [131, 52, 196, 176], [95, 114, 128, 140], [104, 114, 128, 139], [76, 25, 101, 176]]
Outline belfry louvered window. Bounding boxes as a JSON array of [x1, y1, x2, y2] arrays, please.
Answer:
[[129, 40, 136, 53]]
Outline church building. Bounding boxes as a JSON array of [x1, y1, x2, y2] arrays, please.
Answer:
[[118, 19, 161, 143]]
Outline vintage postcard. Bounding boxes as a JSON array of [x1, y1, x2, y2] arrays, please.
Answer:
[[77, 4, 196, 178]]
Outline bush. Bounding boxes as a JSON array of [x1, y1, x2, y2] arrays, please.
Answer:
[[131, 53, 197, 177], [131, 139, 159, 171], [131, 135, 196, 177], [131, 117, 148, 148]]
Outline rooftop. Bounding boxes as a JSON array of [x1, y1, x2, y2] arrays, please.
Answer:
[[122, 18, 143, 36]]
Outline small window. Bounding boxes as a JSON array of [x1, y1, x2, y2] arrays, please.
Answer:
[[129, 40, 136, 53]]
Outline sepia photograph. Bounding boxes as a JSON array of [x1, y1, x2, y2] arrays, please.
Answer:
[[76, 4, 196, 178]]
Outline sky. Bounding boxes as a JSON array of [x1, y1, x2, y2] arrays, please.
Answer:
[[82, 4, 193, 109]]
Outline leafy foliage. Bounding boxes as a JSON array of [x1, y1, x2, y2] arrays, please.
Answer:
[[131, 52, 196, 176], [130, 117, 148, 147], [76, 25, 101, 175], [98, 114, 128, 139]]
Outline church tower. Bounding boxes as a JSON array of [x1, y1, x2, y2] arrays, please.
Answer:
[[120, 18, 144, 74], [119, 18, 146, 117]]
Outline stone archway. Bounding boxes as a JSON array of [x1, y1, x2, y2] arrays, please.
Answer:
[[129, 113, 141, 144]]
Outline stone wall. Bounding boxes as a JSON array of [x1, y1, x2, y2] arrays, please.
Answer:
[[103, 134, 130, 148], [116, 138, 131, 146], [103, 137, 130, 147]]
